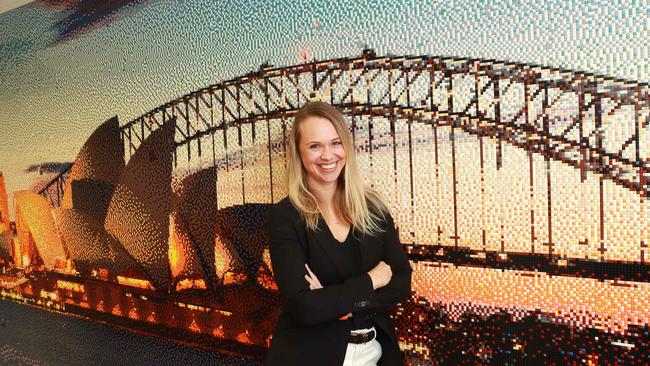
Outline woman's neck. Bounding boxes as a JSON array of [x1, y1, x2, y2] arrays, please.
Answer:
[[308, 179, 338, 214]]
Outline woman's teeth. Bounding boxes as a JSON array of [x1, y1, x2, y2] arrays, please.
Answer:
[[320, 162, 336, 169]]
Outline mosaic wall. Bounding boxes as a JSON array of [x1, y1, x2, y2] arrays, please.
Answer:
[[1, 1, 649, 365]]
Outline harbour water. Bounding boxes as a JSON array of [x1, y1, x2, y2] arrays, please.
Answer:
[[0, 299, 260, 366]]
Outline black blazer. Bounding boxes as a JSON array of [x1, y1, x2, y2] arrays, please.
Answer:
[[265, 196, 413, 366]]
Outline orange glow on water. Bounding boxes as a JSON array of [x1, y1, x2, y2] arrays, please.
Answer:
[[412, 261, 650, 334]]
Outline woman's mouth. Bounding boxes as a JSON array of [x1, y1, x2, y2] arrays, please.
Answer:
[[319, 162, 337, 172]]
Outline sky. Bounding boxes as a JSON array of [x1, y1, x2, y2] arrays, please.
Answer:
[[0, 0, 33, 15], [1, 0, 649, 219]]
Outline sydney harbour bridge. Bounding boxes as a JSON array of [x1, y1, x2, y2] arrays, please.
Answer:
[[3, 50, 649, 363]]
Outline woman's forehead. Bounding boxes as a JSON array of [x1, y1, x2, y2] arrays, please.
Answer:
[[299, 116, 340, 142]]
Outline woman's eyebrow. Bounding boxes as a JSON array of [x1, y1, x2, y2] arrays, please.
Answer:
[[306, 138, 341, 144]]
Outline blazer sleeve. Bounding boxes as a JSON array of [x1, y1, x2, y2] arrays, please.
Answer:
[[364, 212, 413, 310], [267, 203, 376, 327]]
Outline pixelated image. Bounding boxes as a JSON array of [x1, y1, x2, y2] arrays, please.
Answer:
[[1, 1, 648, 365]]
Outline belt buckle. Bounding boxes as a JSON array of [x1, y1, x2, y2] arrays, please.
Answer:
[[361, 332, 369, 343], [350, 329, 374, 344]]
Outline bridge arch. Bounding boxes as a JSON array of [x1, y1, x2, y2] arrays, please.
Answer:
[[40, 52, 649, 274]]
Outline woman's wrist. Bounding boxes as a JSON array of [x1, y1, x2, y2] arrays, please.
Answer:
[[367, 272, 378, 290]]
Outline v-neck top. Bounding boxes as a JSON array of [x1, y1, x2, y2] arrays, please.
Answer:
[[325, 224, 373, 330]]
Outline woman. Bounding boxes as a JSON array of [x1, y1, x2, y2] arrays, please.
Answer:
[[266, 101, 412, 366]]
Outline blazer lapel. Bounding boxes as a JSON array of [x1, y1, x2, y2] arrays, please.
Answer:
[[357, 229, 376, 271]]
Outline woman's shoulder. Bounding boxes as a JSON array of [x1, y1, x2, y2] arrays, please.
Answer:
[[269, 196, 301, 220]]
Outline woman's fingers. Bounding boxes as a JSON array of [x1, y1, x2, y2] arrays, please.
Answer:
[[306, 264, 322, 286], [338, 312, 353, 321], [304, 274, 318, 290], [304, 273, 321, 290], [312, 276, 323, 288], [304, 265, 323, 290], [305, 264, 316, 278]]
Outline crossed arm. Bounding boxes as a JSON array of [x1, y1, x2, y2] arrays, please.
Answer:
[[267, 207, 412, 327]]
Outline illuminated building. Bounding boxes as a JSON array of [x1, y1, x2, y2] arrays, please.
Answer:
[[104, 120, 175, 291], [13, 191, 66, 269], [0, 173, 10, 232]]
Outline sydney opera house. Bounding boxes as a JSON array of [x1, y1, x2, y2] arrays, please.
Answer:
[[1, 116, 280, 356]]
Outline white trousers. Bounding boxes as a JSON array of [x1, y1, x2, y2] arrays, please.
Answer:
[[342, 327, 382, 366]]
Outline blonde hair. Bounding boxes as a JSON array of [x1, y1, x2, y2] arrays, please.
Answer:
[[286, 101, 389, 236]]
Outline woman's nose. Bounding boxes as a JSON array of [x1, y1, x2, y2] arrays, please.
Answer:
[[320, 146, 333, 160]]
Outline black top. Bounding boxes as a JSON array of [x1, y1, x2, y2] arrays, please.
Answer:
[[265, 196, 412, 366], [329, 226, 374, 330]]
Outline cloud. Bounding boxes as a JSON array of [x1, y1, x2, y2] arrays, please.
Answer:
[[24, 161, 72, 175], [35, 0, 152, 45]]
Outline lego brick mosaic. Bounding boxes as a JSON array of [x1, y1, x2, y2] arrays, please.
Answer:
[[1, 1, 649, 365]]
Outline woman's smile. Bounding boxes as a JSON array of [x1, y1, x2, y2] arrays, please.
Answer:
[[298, 115, 346, 188], [319, 161, 337, 171]]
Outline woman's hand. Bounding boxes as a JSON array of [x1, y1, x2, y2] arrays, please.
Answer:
[[305, 264, 352, 321], [368, 261, 392, 290], [304, 264, 323, 290]]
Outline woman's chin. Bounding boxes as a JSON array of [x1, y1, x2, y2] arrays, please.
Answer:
[[310, 173, 341, 186]]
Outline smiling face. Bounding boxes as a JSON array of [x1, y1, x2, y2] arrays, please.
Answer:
[[298, 116, 347, 191]]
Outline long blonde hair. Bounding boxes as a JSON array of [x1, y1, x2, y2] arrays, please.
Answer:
[[286, 101, 388, 236]]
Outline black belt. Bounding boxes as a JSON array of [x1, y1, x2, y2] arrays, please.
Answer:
[[348, 329, 376, 344]]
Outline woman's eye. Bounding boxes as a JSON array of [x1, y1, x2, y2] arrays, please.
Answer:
[[309, 145, 319, 150], [333, 141, 342, 145]]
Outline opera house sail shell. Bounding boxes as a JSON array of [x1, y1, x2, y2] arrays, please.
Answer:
[[52, 207, 151, 283], [104, 120, 176, 291], [13, 191, 67, 268], [215, 204, 271, 283], [168, 210, 207, 290], [61, 116, 125, 224], [47, 116, 177, 289], [171, 167, 218, 290]]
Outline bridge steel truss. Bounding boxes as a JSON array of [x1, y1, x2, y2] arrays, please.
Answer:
[[116, 53, 648, 197], [39, 53, 649, 266]]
